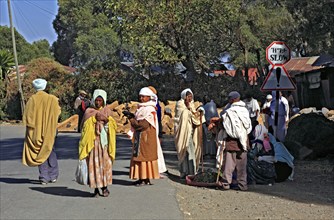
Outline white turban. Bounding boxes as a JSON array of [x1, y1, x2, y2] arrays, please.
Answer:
[[92, 89, 107, 106], [180, 88, 193, 100], [139, 87, 155, 97], [32, 78, 47, 91], [266, 94, 272, 100]]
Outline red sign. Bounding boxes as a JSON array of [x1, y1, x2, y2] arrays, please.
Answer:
[[266, 41, 291, 66]]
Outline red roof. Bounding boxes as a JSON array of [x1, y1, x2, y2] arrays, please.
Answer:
[[213, 68, 260, 85]]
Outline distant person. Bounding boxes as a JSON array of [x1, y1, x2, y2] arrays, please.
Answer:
[[123, 87, 161, 186], [202, 95, 218, 159], [286, 91, 296, 118], [148, 86, 168, 177], [268, 91, 289, 142], [74, 90, 91, 132], [174, 88, 205, 179], [262, 94, 272, 129], [22, 78, 61, 185], [78, 89, 117, 197], [209, 91, 252, 191], [244, 94, 260, 130]]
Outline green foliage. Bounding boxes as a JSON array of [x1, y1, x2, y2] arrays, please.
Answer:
[[73, 27, 120, 69], [283, 0, 334, 56], [0, 26, 53, 64], [76, 68, 147, 104], [53, 0, 114, 67], [5, 58, 76, 120], [108, 0, 241, 75], [0, 50, 15, 80]]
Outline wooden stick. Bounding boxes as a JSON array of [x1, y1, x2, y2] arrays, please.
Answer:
[[199, 111, 204, 173], [216, 140, 225, 183]]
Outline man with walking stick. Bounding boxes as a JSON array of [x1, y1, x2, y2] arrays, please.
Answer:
[[209, 91, 252, 191]]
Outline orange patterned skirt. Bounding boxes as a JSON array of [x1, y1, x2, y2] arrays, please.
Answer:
[[88, 139, 113, 188], [129, 159, 160, 180]]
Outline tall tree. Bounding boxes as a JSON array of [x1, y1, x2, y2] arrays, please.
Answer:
[[107, 0, 296, 82], [52, 0, 119, 68], [227, 0, 295, 82], [0, 26, 52, 64], [283, 0, 334, 56]]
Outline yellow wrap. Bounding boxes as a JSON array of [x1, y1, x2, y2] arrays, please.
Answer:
[[78, 116, 117, 161], [22, 91, 61, 166]]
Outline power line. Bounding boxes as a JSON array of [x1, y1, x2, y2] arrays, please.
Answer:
[[13, 0, 41, 41], [24, 0, 57, 17]]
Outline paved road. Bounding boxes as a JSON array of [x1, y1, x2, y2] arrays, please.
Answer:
[[0, 125, 182, 220]]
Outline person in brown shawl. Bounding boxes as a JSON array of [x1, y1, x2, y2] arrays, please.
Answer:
[[22, 78, 61, 184], [123, 87, 160, 186], [78, 89, 117, 197]]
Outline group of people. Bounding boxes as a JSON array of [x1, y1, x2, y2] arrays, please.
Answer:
[[22, 79, 168, 197], [22, 78, 294, 197], [174, 89, 294, 191]]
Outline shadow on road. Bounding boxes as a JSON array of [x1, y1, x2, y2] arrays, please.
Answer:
[[112, 178, 134, 186], [0, 137, 25, 161], [29, 186, 93, 197], [0, 177, 41, 184]]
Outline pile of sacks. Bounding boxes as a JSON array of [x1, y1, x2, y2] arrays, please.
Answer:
[[285, 107, 334, 159]]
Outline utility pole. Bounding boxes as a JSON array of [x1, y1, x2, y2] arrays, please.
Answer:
[[7, 0, 25, 116]]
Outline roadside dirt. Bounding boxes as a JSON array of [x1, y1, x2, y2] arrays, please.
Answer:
[[162, 136, 334, 220]]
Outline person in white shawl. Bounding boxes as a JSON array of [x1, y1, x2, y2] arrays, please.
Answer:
[[174, 88, 205, 179], [268, 91, 289, 142], [209, 91, 252, 190]]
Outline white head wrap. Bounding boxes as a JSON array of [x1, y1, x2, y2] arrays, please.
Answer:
[[139, 87, 155, 97], [266, 94, 272, 100], [180, 88, 193, 100], [32, 78, 47, 91], [92, 89, 107, 106]]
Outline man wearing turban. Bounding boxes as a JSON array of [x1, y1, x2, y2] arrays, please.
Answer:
[[22, 78, 61, 184]]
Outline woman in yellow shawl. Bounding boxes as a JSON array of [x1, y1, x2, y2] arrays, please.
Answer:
[[174, 88, 205, 179], [78, 89, 117, 197]]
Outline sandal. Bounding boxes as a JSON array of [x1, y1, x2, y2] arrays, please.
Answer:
[[144, 179, 153, 185], [133, 179, 144, 186], [102, 187, 110, 197]]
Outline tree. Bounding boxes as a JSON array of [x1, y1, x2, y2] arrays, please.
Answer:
[[283, 0, 334, 56], [0, 26, 53, 64], [5, 57, 76, 120], [73, 27, 121, 69], [106, 0, 299, 83], [52, 0, 118, 68], [107, 0, 242, 81], [226, 0, 295, 82]]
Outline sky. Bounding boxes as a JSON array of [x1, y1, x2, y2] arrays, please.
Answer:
[[0, 0, 59, 45]]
